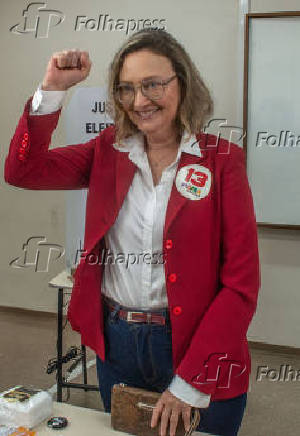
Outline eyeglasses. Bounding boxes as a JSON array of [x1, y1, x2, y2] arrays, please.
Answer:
[[115, 74, 177, 105]]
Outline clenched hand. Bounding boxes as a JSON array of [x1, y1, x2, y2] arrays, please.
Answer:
[[42, 49, 92, 91]]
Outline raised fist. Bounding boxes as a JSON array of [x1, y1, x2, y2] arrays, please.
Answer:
[[41, 49, 92, 91]]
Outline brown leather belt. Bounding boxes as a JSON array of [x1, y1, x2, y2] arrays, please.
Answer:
[[105, 299, 168, 325]]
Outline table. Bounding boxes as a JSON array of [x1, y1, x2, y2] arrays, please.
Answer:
[[48, 270, 98, 401], [34, 402, 212, 435]]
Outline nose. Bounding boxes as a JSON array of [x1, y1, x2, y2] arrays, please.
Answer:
[[133, 86, 151, 107]]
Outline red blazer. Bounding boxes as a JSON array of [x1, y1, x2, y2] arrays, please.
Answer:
[[5, 96, 260, 401]]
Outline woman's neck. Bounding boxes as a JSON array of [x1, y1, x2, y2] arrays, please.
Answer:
[[145, 129, 181, 152]]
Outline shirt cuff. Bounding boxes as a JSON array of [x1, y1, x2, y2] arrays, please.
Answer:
[[167, 375, 211, 408], [30, 83, 67, 115]]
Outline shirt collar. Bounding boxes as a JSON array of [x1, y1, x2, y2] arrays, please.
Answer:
[[113, 130, 202, 160]]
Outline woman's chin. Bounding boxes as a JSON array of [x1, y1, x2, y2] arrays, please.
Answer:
[[136, 119, 163, 136]]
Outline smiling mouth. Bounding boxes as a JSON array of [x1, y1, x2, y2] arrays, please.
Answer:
[[135, 108, 160, 120]]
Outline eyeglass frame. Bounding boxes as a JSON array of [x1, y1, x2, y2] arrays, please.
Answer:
[[114, 74, 178, 105]]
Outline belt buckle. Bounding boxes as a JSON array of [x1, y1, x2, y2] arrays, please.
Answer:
[[127, 311, 144, 322]]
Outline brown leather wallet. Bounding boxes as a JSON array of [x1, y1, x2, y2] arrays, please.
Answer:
[[111, 383, 200, 436]]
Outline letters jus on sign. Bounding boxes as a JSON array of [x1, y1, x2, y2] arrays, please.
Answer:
[[92, 101, 106, 113], [86, 101, 114, 134]]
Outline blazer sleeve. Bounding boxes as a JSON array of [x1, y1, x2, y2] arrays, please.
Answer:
[[174, 145, 261, 396], [4, 96, 96, 190]]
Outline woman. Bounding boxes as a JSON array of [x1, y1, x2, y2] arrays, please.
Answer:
[[5, 29, 260, 436]]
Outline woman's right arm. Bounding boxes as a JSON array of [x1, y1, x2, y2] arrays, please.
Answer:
[[4, 49, 96, 190]]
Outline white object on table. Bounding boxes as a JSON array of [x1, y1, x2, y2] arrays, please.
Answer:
[[0, 386, 53, 428]]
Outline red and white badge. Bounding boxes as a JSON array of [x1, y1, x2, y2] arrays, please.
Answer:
[[175, 164, 212, 200]]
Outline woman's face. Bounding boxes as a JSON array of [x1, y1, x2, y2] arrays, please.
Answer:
[[118, 49, 180, 138]]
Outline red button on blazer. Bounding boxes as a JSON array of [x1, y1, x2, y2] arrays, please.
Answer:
[[165, 239, 173, 249], [168, 273, 177, 283], [173, 306, 182, 315]]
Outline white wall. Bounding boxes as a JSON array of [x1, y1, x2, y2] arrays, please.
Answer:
[[1, 0, 299, 348]]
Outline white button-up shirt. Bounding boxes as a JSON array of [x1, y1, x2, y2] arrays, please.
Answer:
[[30, 85, 211, 408], [102, 130, 197, 310]]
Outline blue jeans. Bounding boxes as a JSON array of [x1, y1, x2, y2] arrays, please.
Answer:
[[96, 298, 247, 436]]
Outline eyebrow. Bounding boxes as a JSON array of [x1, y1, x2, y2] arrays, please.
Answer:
[[118, 76, 164, 84]]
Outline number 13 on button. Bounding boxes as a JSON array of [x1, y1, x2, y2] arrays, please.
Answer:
[[175, 164, 212, 200]]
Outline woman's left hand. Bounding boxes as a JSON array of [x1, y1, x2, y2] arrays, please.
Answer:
[[150, 389, 192, 436]]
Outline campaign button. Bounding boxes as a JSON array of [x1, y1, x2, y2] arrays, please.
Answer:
[[47, 416, 68, 429], [175, 164, 212, 200]]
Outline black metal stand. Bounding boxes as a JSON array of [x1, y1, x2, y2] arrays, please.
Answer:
[[56, 287, 98, 402]]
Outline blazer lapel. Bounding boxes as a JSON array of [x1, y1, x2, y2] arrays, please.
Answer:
[[115, 149, 137, 212], [84, 148, 136, 257], [163, 149, 206, 240]]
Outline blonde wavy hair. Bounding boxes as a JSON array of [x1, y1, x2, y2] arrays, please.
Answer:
[[106, 28, 214, 144]]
